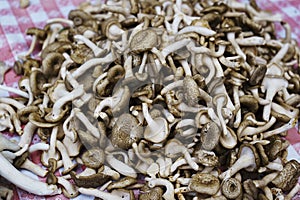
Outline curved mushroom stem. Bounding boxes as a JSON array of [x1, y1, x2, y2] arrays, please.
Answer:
[[239, 116, 276, 138], [0, 133, 20, 152], [0, 84, 29, 98], [23, 35, 37, 57], [28, 143, 49, 153], [56, 140, 77, 175], [0, 153, 61, 196], [146, 177, 175, 200], [74, 108, 100, 138], [18, 122, 37, 147], [161, 80, 184, 95], [57, 177, 78, 198], [263, 117, 297, 138], [62, 109, 76, 142], [49, 85, 84, 121], [227, 32, 246, 61], [46, 18, 74, 27], [20, 158, 48, 177], [179, 60, 192, 76], [106, 154, 137, 178], [177, 26, 216, 37], [71, 53, 115, 79], [0, 103, 22, 134], [74, 35, 105, 57], [219, 146, 255, 180], [214, 94, 229, 136]]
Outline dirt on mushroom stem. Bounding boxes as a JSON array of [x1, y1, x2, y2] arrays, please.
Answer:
[[1, 0, 300, 199]]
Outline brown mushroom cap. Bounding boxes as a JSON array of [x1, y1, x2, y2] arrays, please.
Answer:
[[26, 27, 47, 40], [271, 160, 300, 191], [42, 52, 65, 77], [29, 70, 47, 97], [111, 113, 143, 149], [189, 173, 220, 195], [221, 177, 242, 199], [249, 65, 267, 86], [200, 121, 221, 151], [130, 29, 158, 53], [243, 179, 258, 199], [81, 148, 105, 169], [107, 177, 137, 191], [68, 9, 91, 26], [183, 76, 201, 106], [139, 187, 163, 200], [70, 171, 110, 188]]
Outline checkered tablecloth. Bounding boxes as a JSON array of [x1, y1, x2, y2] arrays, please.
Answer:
[[0, 0, 300, 199]]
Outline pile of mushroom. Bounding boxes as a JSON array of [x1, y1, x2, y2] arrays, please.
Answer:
[[0, 0, 300, 199]]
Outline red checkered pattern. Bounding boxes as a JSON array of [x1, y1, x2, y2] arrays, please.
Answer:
[[0, 0, 299, 199]]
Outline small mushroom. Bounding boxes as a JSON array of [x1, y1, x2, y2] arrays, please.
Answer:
[[219, 144, 260, 180], [81, 148, 105, 169], [70, 171, 110, 188], [200, 121, 221, 151], [111, 113, 143, 150], [188, 173, 220, 196], [165, 139, 199, 171], [142, 103, 169, 143], [221, 177, 242, 199], [271, 160, 300, 192]]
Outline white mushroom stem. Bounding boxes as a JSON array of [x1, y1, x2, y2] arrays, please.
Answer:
[[28, 143, 49, 153], [0, 97, 25, 109], [161, 38, 191, 58], [71, 53, 115, 79], [263, 186, 273, 200], [74, 108, 100, 138], [270, 43, 289, 64], [50, 85, 84, 120], [102, 165, 121, 180], [65, 71, 92, 107], [62, 109, 76, 142], [227, 32, 246, 61], [176, 119, 195, 129], [74, 35, 105, 57], [0, 84, 29, 98], [285, 183, 300, 200], [177, 26, 216, 36], [44, 126, 59, 165], [46, 18, 74, 27], [239, 116, 276, 138], [219, 147, 256, 180], [162, 108, 175, 123], [106, 154, 137, 178], [253, 172, 278, 188], [161, 80, 183, 95], [0, 152, 61, 196], [214, 95, 229, 136], [181, 128, 197, 137], [189, 43, 226, 57], [265, 161, 283, 171], [0, 103, 22, 134], [0, 133, 20, 152], [263, 118, 297, 138], [18, 122, 37, 147], [132, 143, 153, 165], [146, 177, 175, 200], [261, 77, 288, 121], [57, 177, 78, 197], [94, 86, 124, 118], [20, 159, 48, 177], [56, 140, 76, 174], [23, 34, 38, 57], [236, 36, 265, 46], [78, 188, 123, 200], [179, 60, 192, 76]]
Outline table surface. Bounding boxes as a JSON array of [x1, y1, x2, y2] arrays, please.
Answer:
[[0, 0, 300, 199]]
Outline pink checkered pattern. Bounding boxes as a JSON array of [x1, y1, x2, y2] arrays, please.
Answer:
[[0, 0, 300, 199]]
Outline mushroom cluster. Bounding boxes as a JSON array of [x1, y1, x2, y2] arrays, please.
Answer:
[[0, 0, 300, 199]]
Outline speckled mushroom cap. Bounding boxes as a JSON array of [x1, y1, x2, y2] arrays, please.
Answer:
[[272, 160, 300, 191], [111, 113, 143, 149], [238, 144, 260, 172], [188, 173, 220, 195], [200, 121, 221, 151]]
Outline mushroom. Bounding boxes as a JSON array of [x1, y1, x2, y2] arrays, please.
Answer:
[[70, 171, 110, 188], [165, 139, 199, 171], [221, 177, 242, 199], [145, 177, 175, 200], [188, 173, 220, 196], [219, 144, 260, 180], [78, 187, 124, 200], [142, 103, 169, 144], [111, 113, 143, 150], [0, 153, 61, 195], [200, 121, 221, 151], [271, 160, 300, 192]]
